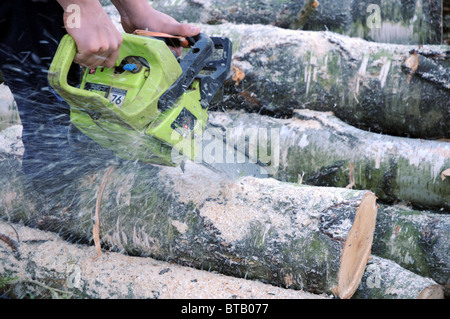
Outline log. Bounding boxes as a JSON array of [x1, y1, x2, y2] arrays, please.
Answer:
[[207, 109, 450, 211], [148, 0, 443, 44], [0, 84, 19, 132], [373, 205, 450, 297], [320, 197, 449, 295], [198, 23, 450, 139], [354, 256, 444, 299], [1, 224, 443, 300], [0, 126, 379, 298], [289, 0, 320, 30], [0, 222, 327, 299]]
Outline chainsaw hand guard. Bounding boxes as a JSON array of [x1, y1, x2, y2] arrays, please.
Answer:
[[158, 33, 232, 111]]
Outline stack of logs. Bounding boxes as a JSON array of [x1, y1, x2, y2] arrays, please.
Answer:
[[0, 0, 448, 299]]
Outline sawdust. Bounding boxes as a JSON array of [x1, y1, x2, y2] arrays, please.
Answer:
[[232, 65, 245, 85], [158, 162, 226, 205], [160, 163, 366, 243], [0, 125, 23, 156], [197, 177, 293, 243]]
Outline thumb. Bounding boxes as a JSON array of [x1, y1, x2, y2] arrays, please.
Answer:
[[163, 22, 200, 37]]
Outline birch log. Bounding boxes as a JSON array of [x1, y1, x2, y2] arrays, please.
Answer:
[[199, 23, 450, 139], [148, 0, 443, 45], [445, 4, 450, 44], [0, 223, 443, 299], [0, 84, 19, 132], [354, 256, 444, 299], [373, 205, 450, 296], [208, 110, 450, 210], [0, 125, 380, 298], [0, 222, 326, 299]]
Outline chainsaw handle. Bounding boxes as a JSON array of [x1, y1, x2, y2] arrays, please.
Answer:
[[47, 35, 103, 112], [48, 33, 185, 121]]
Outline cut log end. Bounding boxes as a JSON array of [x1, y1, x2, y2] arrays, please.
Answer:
[[338, 192, 378, 299], [417, 285, 444, 299]]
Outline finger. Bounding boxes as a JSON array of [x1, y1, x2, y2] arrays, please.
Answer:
[[75, 35, 122, 69], [168, 45, 183, 57], [102, 35, 123, 68], [75, 52, 108, 69], [74, 40, 109, 69], [103, 47, 121, 68], [159, 21, 200, 37]]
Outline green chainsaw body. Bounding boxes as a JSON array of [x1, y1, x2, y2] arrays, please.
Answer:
[[48, 33, 231, 166]]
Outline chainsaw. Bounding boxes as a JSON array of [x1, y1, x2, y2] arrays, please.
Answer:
[[48, 31, 269, 179]]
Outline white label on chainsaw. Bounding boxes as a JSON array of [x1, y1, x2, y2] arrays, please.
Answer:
[[108, 88, 127, 107]]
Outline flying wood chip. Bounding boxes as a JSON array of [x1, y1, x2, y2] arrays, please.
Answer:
[[232, 65, 245, 86], [441, 168, 450, 181]]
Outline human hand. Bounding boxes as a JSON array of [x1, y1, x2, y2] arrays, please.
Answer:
[[111, 0, 200, 56], [58, 0, 123, 69]]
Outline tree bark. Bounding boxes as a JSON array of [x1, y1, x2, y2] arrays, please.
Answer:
[[0, 84, 19, 132], [149, 0, 443, 45], [445, 2, 450, 44], [0, 223, 443, 299], [198, 23, 450, 139], [0, 222, 327, 299], [354, 256, 444, 299], [373, 205, 450, 297], [0, 125, 379, 298], [208, 109, 450, 210]]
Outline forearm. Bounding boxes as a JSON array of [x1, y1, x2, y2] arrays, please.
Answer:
[[56, 0, 106, 30]]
